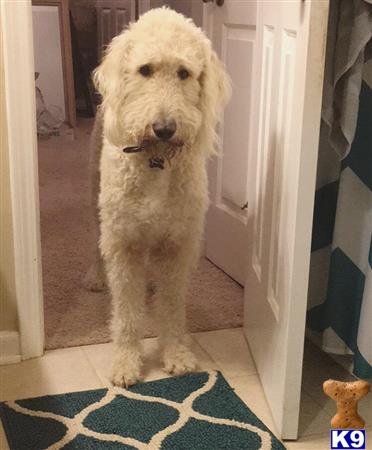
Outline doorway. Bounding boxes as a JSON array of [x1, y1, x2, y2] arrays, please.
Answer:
[[33, 0, 244, 351]]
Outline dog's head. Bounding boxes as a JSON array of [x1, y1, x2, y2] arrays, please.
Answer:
[[93, 7, 230, 155]]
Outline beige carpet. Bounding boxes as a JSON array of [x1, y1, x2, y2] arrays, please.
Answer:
[[38, 119, 243, 350]]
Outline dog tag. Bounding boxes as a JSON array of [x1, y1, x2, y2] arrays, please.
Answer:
[[149, 157, 165, 169]]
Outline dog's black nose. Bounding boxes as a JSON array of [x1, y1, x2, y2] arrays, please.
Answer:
[[153, 120, 176, 141]]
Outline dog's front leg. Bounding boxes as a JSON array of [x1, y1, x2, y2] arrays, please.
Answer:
[[105, 251, 146, 387], [151, 245, 197, 376]]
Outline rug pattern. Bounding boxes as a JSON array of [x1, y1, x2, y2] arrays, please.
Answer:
[[1, 371, 285, 450]]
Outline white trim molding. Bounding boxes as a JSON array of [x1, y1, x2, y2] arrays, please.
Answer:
[[1, 1, 44, 359], [0, 331, 21, 365]]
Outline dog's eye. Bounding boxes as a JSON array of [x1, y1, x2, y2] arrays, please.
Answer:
[[177, 68, 190, 80], [138, 64, 152, 77]]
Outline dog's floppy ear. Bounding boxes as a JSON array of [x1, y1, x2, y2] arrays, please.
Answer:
[[93, 32, 132, 102], [199, 47, 231, 154], [92, 31, 132, 145]]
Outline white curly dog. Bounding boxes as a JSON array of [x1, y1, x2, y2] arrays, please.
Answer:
[[87, 7, 230, 387]]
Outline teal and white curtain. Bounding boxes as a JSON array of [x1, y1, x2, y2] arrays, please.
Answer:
[[307, 0, 372, 379], [307, 62, 372, 379]]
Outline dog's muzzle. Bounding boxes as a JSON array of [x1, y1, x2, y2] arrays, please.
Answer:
[[152, 119, 176, 141]]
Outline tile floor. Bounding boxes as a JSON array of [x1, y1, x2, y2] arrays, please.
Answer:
[[1, 328, 371, 450]]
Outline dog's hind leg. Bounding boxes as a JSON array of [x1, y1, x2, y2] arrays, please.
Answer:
[[105, 249, 146, 387], [83, 109, 107, 292], [151, 243, 197, 376]]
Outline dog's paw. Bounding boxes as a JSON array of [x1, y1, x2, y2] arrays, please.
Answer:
[[111, 354, 142, 387], [162, 345, 197, 376], [83, 263, 106, 292]]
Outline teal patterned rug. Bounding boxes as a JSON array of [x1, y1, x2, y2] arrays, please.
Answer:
[[0, 371, 285, 449]]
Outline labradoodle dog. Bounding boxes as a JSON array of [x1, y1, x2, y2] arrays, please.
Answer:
[[84, 7, 230, 387]]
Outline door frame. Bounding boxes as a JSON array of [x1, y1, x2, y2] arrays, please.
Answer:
[[1, 0, 44, 360]]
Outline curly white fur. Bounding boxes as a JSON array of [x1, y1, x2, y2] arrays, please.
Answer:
[[93, 7, 230, 387]]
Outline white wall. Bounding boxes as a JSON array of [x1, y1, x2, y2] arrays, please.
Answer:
[[32, 5, 66, 120]]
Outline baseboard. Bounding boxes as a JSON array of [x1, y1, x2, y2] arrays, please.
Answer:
[[0, 330, 21, 365]]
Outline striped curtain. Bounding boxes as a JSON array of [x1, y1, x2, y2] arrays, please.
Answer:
[[307, 64, 372, 379]]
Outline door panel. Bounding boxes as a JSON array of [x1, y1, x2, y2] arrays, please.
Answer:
[[244, 1, 329, 439], [97, 0, 136, 59], [221, 26, 254, 209], [267, 29, 296, 320], [252, 23, 275, 285], [205, 1, 257, 285]]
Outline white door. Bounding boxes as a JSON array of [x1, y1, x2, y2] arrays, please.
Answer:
[[204, 0, 329, 439], [244, 1, 329, 440], [204, 1, 257, 285]]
